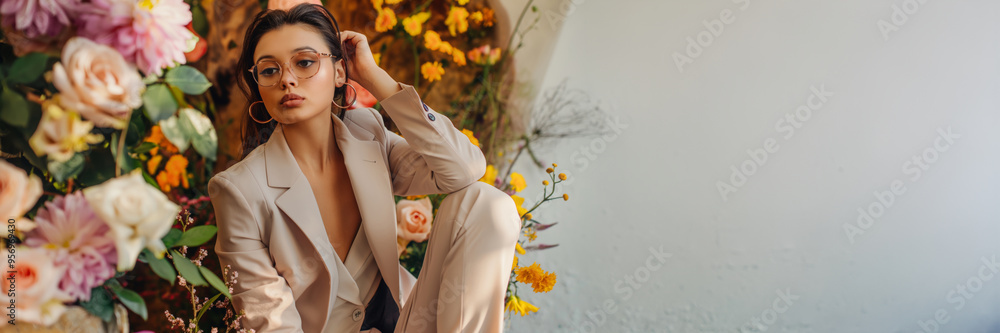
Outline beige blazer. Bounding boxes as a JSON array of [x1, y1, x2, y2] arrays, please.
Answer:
[[207, 82, 487, 332]]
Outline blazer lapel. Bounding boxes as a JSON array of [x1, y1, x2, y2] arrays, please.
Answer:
[[332, 112, 403, 310]]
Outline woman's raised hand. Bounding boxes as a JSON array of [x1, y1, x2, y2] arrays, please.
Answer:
[[339, 30, 382, 91]]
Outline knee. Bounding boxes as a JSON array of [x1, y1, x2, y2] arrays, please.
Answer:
[[448, 182, 521, 241]]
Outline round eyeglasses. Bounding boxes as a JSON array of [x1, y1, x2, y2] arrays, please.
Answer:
[[248, 51, 337, 87]]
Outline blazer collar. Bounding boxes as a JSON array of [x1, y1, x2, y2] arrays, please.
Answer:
[[263, 111, 403, 313]]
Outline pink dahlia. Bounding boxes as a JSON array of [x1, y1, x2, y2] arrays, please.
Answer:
[[75, 0, 193, 76], [23, 192, 117, 302], [0, 0, 75, 38]]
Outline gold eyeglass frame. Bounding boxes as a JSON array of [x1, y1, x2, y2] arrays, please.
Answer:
[[247, 51, 338, 87]]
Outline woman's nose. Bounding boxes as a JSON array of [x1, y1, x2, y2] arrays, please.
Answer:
[[280, 64, 298, 88]]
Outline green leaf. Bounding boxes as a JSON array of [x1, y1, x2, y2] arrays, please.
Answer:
[[48, 153, 85, 182], [196, 293, 222, 322], [158, 114, 190, 152], [199, 266, 232, 299], [80, 287, 115, 322], [175, 225, 217, 247], [164, 65, 212, 95], [171, 249, 208, 286], [180, 108, 218, 160], [142, 84, 178, 122], [144, 249, 177, 284], [130, 141, 158, 154], [0, 88, 29, 127], [109, 285, 148, 320], [142, 169, 161, 189], [162, 228, 183, 248], [7, 52, 49, 84]]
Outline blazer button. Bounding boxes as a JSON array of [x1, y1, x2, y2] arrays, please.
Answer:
[[352, 308, 363, 321], [427, 113, 435, 121], [422, 102, 429, 112]]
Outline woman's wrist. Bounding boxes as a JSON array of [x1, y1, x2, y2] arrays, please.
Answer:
[[361, 67, 402, 101]]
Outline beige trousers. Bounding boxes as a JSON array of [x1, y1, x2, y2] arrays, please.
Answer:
[[392, 181, 521, 333]]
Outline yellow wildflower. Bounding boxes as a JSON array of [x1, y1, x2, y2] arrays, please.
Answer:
[[515, 262, 545, 284], [563, 193, 569, 201], [438, 41, 453, 55], [444, 6, 469, 36], [385, 0, 401, 4], [505, 295, 538, 317], [545, 167, 553, 174], [552, 162, 558, 167], [420, 61, 444, 82], [558, 173, 567, 180], [512, 255, 519, 270], [533, 272, 557, 293], [461, 129, 479, 147], [509, 172, 526, 192], [452, 49, 466, 66], [375, 7, 397, 33], [542, 180, 549, 186], [510, 195, 527, 217], [371, 0, 382, 9], [402, 12, 430, 36], [480, 164, 497, 184], [423, 30, 442, 50], [470, 11, 483, 24], [515, 242, 525, 255], [524, 228, 537, 242], [454, 0, 468, 5]]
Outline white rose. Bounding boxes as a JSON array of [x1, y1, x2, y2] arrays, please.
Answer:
[[83, 170, 180, 271]]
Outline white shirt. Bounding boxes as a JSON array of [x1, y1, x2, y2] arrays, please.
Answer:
[[324, 221, 382, 332]]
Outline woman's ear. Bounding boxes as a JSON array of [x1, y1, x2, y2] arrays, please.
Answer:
[[333, 58, 347, 87]]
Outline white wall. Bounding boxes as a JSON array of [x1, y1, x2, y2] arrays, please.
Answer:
[[506, 0, 1000, 332]]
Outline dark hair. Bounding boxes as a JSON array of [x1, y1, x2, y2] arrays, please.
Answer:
[[236, 3, 350, 160]]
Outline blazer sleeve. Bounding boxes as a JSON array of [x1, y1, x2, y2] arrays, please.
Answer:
[[377, 82, 487, 196], [208, 174, 304, 332]]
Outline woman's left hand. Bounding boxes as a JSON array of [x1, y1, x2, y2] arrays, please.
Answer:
[[340, 30, 401, 100]]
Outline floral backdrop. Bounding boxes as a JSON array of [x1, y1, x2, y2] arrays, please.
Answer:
[[0, 0, 583, 331]]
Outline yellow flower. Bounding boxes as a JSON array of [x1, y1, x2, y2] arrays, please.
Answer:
[[29, 101, 103, 162], [375, 7, 397, 33], [563, 193, 569, 201], [454, 0, 468, 5], [542, 180, 549, 186], [438, 41, 453, 55], [558, 173, 567, 180], [452, 49, 466, 66], [372, 0, 382, 9], [480, 164, 497, 184], [402, 12, 430, 36], [373, 52, 381, 65], [461, 129, 479, 147], [420, 61, 444, 82], [512, 255, 519, 270], [444, 6, 469, 36], [470, 11, 483, 23], [532, 272, 557, 293], [505, 295, 538, 317], [509, 172, 526, 192], [423, 30, 442, 50], [385, 0, 401, 4], [510, 195, 527, 217], [514, 242, 525, 255], [157, 155, 190, 191], [524, 228, 537, 242], [516, 262, 545, 284]]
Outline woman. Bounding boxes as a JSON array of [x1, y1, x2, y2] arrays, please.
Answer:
[[207, 4, 520, 332]]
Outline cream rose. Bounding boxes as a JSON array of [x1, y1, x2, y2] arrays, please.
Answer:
[[0, 160, 42, 230], [0, 247, 70, 326], [52, 37, 143, 129], [29, 100, 104, 162], [395, 197, 434, 244], [83, 170, 180, 271]]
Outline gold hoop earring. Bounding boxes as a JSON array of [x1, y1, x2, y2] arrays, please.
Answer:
[[331, 83, 358, 109], [248, 101, 272, 124]]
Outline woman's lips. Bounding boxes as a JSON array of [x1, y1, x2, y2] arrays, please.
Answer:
[[280, 94, 304, 108]]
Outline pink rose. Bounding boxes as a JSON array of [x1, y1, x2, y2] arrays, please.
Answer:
[[395, 198, 434, 244], [52, 37, 144, 129], [0, 247, 70, 326], [0, 160, 42, 226]]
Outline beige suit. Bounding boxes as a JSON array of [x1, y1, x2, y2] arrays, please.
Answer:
[[208, 83, 520, 333]]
